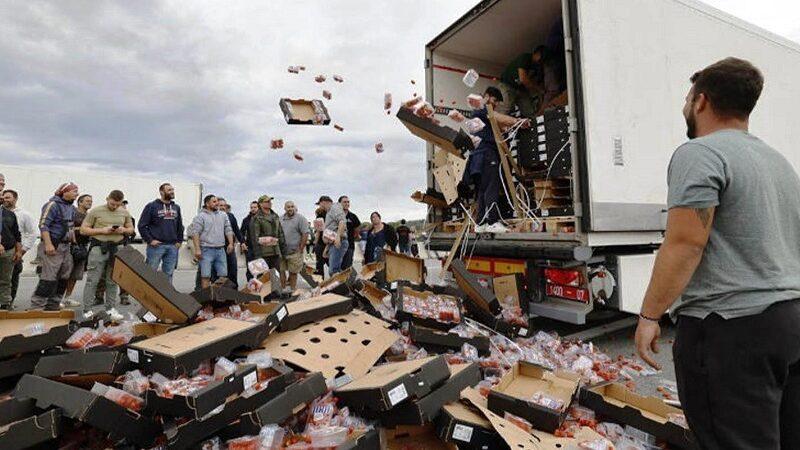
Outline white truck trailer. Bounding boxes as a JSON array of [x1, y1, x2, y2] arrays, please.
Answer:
[[0, 165, 203, 272], [424, 0, 800, 323]]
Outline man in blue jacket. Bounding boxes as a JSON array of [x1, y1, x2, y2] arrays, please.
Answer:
[[138, 183, 184, 283], [30, 182, 78, 310]]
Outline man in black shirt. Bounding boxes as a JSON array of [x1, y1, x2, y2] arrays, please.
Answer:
[[218, 198, 243, 288], [338, 196, 360, 270], [396, 219, 411, 255], [240, 201, 258, 281], [0, 204, 22, 309]]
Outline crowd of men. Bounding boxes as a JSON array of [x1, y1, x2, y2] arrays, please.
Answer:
[[0, 176, 414, 313]]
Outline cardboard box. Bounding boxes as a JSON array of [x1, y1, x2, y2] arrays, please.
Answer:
[[335, 355, 450, 412], [112, 247, 202, 324], [352, 280, 392, 319], [235, 372, 327, 434], [260, 309, 397, 380], [164, 362, 295, 449], [384, 250, 424, 284], [408, 323, 490, 356], [397, 107, 474, 156], [190, 280, 261, 305], [396, 286, 462, 332], [127, 317, 267, 377], [461, 294, 531, 339], [0, 310, 76, 359], [338, 427, 381, 449], [450, 260, 502, 315], [319, 267, 355, 297], [15, 374, 162, 448], [144, 364, 258, 419], [0, 352, 45, 380], [383, 424, 458, 450], [33, 349, 130, 386], [579, 383, 700, 449], [493, 273, 529, 314], [377, 363, 481, 426], [0, 397, 60, 450], [436, 401, 507, 449], [487, 362, 580, 433], [240, 301, 288, 337], [359, 261, 384, 281], [277, 293, 353, 331], [279, 98, 331, 125]]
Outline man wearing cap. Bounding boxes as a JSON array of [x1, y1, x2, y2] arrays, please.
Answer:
[[30, 183, 79, 310], [188, 194, 234, 289], [317, 195, 348, 275], [250, 195, 286, 285]]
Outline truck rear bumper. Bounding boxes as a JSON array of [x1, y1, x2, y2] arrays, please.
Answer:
[[429, 232, 586, 260]]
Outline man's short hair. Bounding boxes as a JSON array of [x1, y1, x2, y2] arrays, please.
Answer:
[[108, 190, 124, 202], [217, 197, 226, 203], [159, 183, 171, 193], [690, 57, 764, 120], [338, 195, 348, 202], [203, 194, 216, 206], [484, 86, 503, 103], [77, 194, 91, 204], [250, 201, 258, 205], [3, 189, 18, 199]]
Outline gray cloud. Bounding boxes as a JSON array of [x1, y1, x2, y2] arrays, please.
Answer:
[[1, 0, 798, 223]]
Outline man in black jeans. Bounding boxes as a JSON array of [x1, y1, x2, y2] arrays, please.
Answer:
[[217, 198, 243, 288], [240, 201, 258, 281], [338, 196, 359, 270], [636, 58, 800, 449]]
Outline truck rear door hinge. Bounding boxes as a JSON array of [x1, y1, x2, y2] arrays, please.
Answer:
[[568, 117, 579, 133]]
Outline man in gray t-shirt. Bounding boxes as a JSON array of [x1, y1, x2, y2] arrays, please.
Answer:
[[316, 195, 348, 275], [280, 201, 308, 291], [636, 58, 800, 449]]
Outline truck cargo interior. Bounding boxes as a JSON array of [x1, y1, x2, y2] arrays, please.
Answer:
[[426, 0, 578, 243]]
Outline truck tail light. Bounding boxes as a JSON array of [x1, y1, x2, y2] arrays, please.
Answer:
[[544, 268, 583, 287]]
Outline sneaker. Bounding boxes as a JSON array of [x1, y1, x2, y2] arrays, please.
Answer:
[[62, 298, 81, 308], [107, 308, 124, 322]]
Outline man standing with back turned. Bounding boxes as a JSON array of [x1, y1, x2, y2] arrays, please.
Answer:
[[636, 58, 800, 449]]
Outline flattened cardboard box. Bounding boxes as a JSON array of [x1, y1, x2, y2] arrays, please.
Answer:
[[144, 364, 258, 419], [335, 355, 450, 412], [278, 293, 353, 331], [397, 107, 474, 156], [409, 323, 490, 356], [34, 349, 129, 386], [165, 362, 294, 449], [128, 317, 267, 377], [384, 250, 424, 284], [396, 286, 462, 332], [15, 374, 161, 448], [113, 246, 202, 323], [376, 363, 481, 426], [261, 309, 397, 379], [190, 281, 260, 305], [450, 260, 501, 315], [579, 382, 700, 449], [0, 310, 77, 359], [280, 98, 331, 125], [487, 361, 580, 433], [0, 397, 60, 450], [236, 372, 327, 434], [436, 401, 507, 449]]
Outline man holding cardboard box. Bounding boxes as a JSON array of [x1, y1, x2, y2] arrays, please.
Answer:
[[250, 195, 286, 286]]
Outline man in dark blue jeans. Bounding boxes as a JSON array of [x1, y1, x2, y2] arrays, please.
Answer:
[[217, 198, 243, 288], [138, 183, 184, 283]]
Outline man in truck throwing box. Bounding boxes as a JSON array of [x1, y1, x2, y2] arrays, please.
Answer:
[[636, 58, 800, 448]]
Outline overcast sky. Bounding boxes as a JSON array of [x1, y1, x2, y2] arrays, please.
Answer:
[[1, 0, 798, 221]]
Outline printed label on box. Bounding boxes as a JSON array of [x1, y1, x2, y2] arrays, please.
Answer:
[[388, 383, 409, 406], [127, 349, 139, 363], [452, 424, 474, 442], [142, 311, 157, 323], [277, 306, 287, 321], [518, 328, 528, 337], [243, 371, 257, 391]]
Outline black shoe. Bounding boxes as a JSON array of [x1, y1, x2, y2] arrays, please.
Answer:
[[0, 304, 10, 311]]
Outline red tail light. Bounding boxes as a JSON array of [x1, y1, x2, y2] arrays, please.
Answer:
[[544, 268, 583, 287]]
